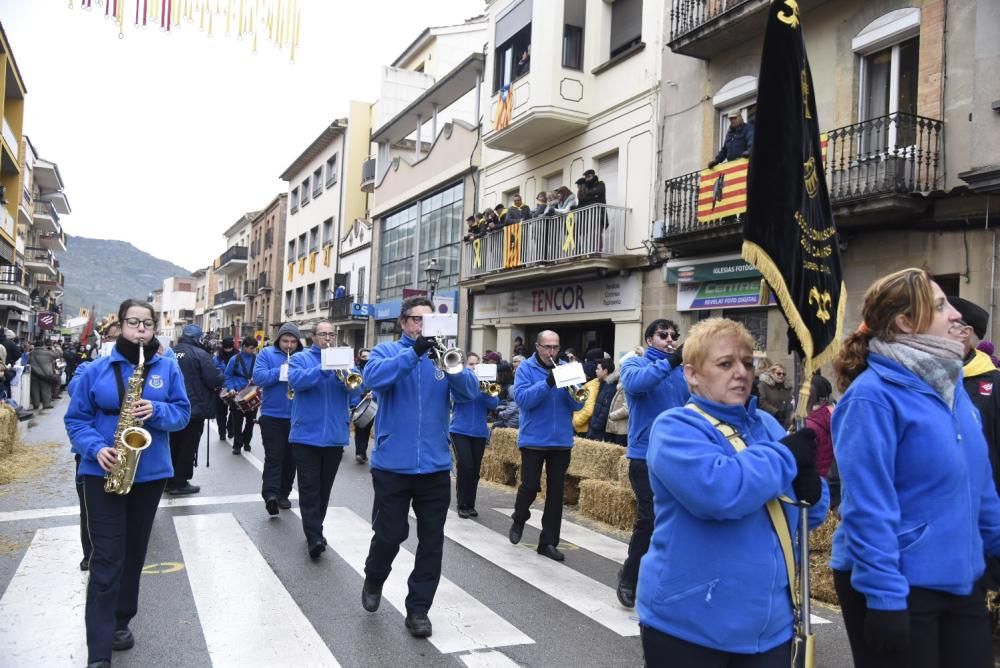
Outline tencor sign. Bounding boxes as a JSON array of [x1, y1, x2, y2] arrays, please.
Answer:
[[473, 275, 639, 320], [664, 253, 761, 284]]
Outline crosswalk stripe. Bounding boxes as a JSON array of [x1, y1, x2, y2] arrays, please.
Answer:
[[459, 649, 523, 667], [295, 507, 534, 654], [493, 508, 626, 564], [174, 513, 340, 667], [0, 525, 88, 666], [439, 510, 639, 636]]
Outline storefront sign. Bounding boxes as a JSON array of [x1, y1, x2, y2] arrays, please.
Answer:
[[351, 303, 372, 319], [473, 275, 639, 320], [373, 290, 459, 321], [37, 311, 56, 330], [677, 279, 776, 311], [665, 253, 761, 284]]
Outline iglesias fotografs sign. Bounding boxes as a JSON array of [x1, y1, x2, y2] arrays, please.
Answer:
[[473, 275, 640, 320], [665, 253, 776, 311]]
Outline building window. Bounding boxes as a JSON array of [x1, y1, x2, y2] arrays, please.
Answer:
[[309, 226, 319, 253], [859, 36, 919, 149], [493, 1, 532, 92], [287, 239, 295, 264], [378, 205, 418, 301], [320, 278, 330, 303], [290, 188, 299, 214], [723, 308, 768, 352], [312, 167, 323, 198], [562, 0, 585, 70], [610, 0, 642, 58], [295, 287, 304, 313], [357, 266, 366, 304], [306, 283, 316, 310], [300, 177, 311, 206], [417, 183, 463, 296], [326, 154, 338, 187], [297, 233, 307, 259], [545, 171, 564, 195], [322, 217, 334, 246]]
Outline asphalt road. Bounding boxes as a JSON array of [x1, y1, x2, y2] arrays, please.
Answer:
[[0, 399, 855, 667]]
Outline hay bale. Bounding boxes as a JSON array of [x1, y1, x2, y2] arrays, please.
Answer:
[[0, 404, 17, 459], [579, 479, 636, 530], [568, 438, 625, 482], [615, 455, 631, 488], [489, 428, 520, 465], [480, 452, 516, 487], [808, 513, 841, 606], [563, 474, 581, 506]]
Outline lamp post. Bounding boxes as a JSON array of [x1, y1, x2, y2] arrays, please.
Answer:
[[424, 258, 442, 303]]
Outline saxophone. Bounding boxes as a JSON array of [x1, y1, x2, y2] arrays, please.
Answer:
[[104, 337, 153, 495]]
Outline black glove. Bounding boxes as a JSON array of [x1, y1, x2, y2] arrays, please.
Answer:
[[741, 151, 750, 158], [864, 609, 910, 655], [412, 336, 435, 357], [546, 370, 556, 388], [780, 428, 821, 504], [707, 160, 718, 169], [666, 344, 684, 369]]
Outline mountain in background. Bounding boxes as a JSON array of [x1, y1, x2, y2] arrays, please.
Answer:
[[55, 235, 192, 319]]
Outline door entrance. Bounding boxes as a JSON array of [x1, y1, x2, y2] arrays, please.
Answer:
[[523, 320, 615, 361]]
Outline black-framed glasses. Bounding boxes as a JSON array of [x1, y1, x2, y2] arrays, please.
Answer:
[[404, 315, 424, 323], [655, 331, 679, 341], [314, 332, 336, 339], [123, 317, 155, 329]]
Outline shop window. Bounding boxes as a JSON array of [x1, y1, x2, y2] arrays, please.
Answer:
[[723, 308, 768, 353]]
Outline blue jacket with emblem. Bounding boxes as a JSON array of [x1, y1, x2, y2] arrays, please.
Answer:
[[637, 395, 828, 654], [450, 390, 500, 438], [512, 353, 585, 448], [831, 353, 1000, 610], [65, 348, 192, 482], [224, 351, 256, 392], [253, 325, 303, 419], [287, 345, 363, 447], [620, 346, 690, 459], [363, 335, 478, 473]]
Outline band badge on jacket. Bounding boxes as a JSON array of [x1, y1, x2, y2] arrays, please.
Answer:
[[979, 380, 993, 396], [149, 374, 164, 390]]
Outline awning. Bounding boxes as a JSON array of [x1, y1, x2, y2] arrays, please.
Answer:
[[664, 252, 761, 284]]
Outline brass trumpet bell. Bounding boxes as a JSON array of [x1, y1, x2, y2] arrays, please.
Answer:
[[337, 369, 363, 390], [568, 384, 589, 403], [479, 380, 501, 397]]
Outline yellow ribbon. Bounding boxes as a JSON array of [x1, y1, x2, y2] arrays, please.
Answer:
[[287, 263, 294, 281], [473, 239, 482, 268], [298, 257, 306, 275], [562, 212, 576, 253]]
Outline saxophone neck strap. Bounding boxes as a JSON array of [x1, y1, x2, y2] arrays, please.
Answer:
[[112, 360, 148, 407]]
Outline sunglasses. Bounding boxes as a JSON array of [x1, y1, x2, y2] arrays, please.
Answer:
[[655, 331, 679, 341]]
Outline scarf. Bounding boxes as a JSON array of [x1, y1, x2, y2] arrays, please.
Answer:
[[869, 333, 963, 406], [115, 337, 160, 366]]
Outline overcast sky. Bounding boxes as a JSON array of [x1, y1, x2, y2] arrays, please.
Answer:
[[0, 0, 479, 270]]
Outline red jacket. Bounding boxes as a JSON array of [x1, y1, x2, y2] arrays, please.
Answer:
[[805, 404, 834, 477]]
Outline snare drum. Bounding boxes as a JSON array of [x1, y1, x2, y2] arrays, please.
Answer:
[[351, 394, 378, 429], [234, 384, 262, 414]]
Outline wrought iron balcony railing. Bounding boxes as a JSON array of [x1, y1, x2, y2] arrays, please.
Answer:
[[669, 0, 753, 42]]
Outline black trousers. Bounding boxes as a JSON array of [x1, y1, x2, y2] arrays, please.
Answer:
[[259, 416, 296, 501], [451, 433, 487, 511], [169, 417, 203, 486], [365, 469, 450, 614], [292, 444, 343, 544], [74, 455, 92, 560], [621, 457, 654, 585], [215, 395, 232, 438], [354, 421, 372, 457], [833, 569, 993, 668], [640, 624, 791, 668], [81, 475, 164, 663], [512, 447, 571, 547], [231, 406, 257, 449]]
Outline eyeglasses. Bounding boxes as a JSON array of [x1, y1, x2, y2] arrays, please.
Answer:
[[773, 371, 786, 376], [314, 332, 336, 339], [655, 331, 679, 341], [537, 344, 560, 351], [404, 315, 424, 323], [123, 317, 155, 329]]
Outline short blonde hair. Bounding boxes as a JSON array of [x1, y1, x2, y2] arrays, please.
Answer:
[[683, 318, 756, 370]]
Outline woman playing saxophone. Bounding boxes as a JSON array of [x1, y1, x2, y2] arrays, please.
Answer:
[[64, 299, 191, 668]]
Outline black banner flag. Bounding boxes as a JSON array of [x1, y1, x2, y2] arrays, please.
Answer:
[[742, 0, 845, 414]]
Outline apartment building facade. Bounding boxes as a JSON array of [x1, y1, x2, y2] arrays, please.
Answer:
[[155, 276, 196, 344], [191, 265, 215, 332], [246, 193, 288, 339], [207, 212, 254, 338], [654, 0, 1000, 365]]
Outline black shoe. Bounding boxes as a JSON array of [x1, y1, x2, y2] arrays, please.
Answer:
[[265, 497, 279, 516], [232, 446, 241, 455], [80, 557, 89, 571], [243, 443, 251, 452], [362, 578, 382, 612], [308, 540, 326, 559], [508, 521, 524, 544], [617, 570, 636, 609], [228, 430, 235, 439], [218, 431, 227, 441], [405, 612, 433, 638], [355, 454, 364, 464], [457, 507, 471, 519], [168, 483, 200, 495], [87, 661, 111, 668], [468, 508, 478, 517], [277, 498, 292, 510], [112, 627, 134, 651], [537, 544, 565, 562]]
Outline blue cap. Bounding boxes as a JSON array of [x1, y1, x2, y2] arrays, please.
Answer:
[[182, 324, 203, 339]]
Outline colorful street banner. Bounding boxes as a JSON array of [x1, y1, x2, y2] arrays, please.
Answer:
[[698, 159, 748, 224]]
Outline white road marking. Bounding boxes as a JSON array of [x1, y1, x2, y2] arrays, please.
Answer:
[[241, 450, 265, 473], [174, 513, 339, 667], [439, 510, 639, 636], [0, 525, 87, 666], [295, 507, 534, 654], [459, 649, 524, 667], [811, 614, 831, 625], [493, 508, 626, 564]]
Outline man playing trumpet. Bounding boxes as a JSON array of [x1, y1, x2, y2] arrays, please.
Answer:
[[449, 353, 500, 519], [509, 330, 584, 562]]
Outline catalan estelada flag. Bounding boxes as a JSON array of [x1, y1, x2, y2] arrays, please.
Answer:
[[503, 223, 522, 269], [698, 158, 748, 223], [493, 85, 514, 131]]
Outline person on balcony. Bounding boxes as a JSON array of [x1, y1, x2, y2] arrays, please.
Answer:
[[483, 208, 501, 233], [462, 214, 485, 242], [493, 203, 508, 226], [530, 193, 548, 219], [507, 195, 531, 223], [577, 170, 607, 208], [514, 45, 530, 80], [708, 111, 755, 168], [553, 186, 577, 215], [334, 285, 346, 300]]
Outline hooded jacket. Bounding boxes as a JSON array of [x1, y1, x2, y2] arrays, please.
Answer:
[[174, 335, 225, 419], [963, 348, 1000, 494], [830, 353, 1000, 610], [65, 347, 191, 482], [450, 386, 500, 439], [215, 346, 236, 376], [363, 334, 478, 473], [638, 395, 828, 653], [253, 323, 303, 419], [512, 353, 584, 448], [620, 347, 690, 459], [287, 345, 363, 447], [586, 371, 619, 441], [605, 381, 629, 436], [224, 350, 256, 392]]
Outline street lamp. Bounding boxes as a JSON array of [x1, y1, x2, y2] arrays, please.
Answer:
[[424, 258, 442, 302]]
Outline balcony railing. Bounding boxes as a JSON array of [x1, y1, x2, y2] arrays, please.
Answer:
[[213, 288, 241, 305], [215, 245, 248, 271], [463, 204, 629, 279], [669, 0, 753, 42], [0, 266, 26, 289], [243, 279, 256, 297], [329, 295, 354, 319], [826, 113, 941, 202], [178, 309, 195, 320], [2, 116, 17, 154], [257, 271, 271, 292], [361, 157, 376, 193], [33, 200, 61, 225], [25, 246, 56, 266]]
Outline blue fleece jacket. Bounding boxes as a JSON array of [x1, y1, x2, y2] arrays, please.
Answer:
[[512, 353, 584, 448], [363, 334, 478, 474], [64, 349, 192, 482], [637, 395, 828, 653], [620, 346, 690, 460], [224, 351, 256, 392], [450, 390, 500, 438], [254, 347, 297, 419], [287, 346, 363, 447], [830, 353, 1000, 610]]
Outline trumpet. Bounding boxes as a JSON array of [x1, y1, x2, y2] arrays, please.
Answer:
[[568, 383, 589, 403], [479, 380, 501, 397], [337, 369, 363, 390], [430, 337, 464, 375], [285, 351, 294, 401]]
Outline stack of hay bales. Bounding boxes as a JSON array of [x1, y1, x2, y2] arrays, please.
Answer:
[[0, 403, 18, 459], [808, 512, 840, 606]]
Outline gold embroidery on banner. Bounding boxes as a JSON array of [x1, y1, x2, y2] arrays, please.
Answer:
[[803, 157, 819, 199], [801, 67, 812, 119], [777, 0, 800, 28], [809, 287, 833, 323]]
